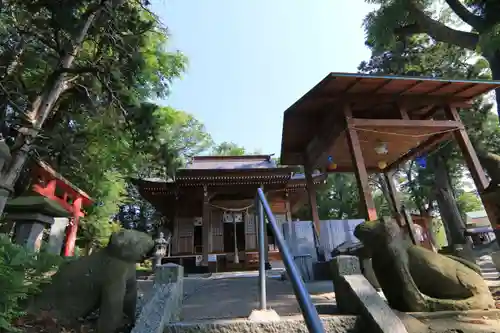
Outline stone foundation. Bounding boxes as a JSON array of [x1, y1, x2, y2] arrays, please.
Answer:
[[132, 263, 184, 333]]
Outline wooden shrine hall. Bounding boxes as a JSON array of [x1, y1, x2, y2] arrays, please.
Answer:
[[280, 72, 500, 233], [134, 155, 326, 273]]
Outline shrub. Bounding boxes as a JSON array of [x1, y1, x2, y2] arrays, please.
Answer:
[[0, 234, 63, 331]]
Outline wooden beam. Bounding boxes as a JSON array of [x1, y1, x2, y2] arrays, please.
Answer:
[[304, 162, 321, 236], [418, 106, 440, 120], [304, 104, 347, 168], [397, 104, 410, 120], [386, 132, 453, 171], [349, 118, 462, 130], [317, 94, 473, 109], [345, 106, 377, 221], [443, 105, 489, 192]]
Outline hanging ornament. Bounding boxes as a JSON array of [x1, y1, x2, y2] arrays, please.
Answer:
[[416, 155, 427, 169], [378, 160, 387, 170], [327, 155, 337, 171]]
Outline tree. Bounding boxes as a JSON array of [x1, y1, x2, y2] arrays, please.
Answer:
[[295, 173, 362, 220], [363, 0, 500, 117], [211, 142, 247, 156], [0, 0, 185, 216], [0, 0, 220, 251], [456, 191, 484, 218]]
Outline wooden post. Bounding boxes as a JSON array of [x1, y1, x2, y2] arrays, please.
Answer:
[[304, 162, 321, 235], [397, 103, 410, 120], [345, 105, 377, 221], [443, 105, 488, 192], [63, 197, 82, 256], [202, 185, 210, 267], [383, 171, 403, 225], [442, 106, 499, 231], [285, 191, 292, 222]]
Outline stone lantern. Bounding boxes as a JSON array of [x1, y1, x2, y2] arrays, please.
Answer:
[[153, 232, 168, 269], [6, 196, 71, 253]]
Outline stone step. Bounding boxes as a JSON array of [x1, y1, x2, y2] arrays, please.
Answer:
[[165, 315, 364, 333]]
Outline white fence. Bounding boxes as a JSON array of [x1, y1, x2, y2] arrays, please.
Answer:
[[281, 219, 365, 261]]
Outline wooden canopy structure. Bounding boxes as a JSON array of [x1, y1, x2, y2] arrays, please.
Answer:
[[280, 72, 500, 225]]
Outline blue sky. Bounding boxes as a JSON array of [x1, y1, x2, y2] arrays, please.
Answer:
[[152, 1, 378, 156]]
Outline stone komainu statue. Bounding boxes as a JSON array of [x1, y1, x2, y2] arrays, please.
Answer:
[[27, 230, 155, 333], [354, 218, 495, 312]]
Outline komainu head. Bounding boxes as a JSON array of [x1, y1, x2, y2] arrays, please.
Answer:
[[106, 230, 155, 262], [354, 218, 402, 250]]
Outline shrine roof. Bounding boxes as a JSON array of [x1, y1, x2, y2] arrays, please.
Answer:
[[176, 154, 296, 180], [184, 155, 278, 169], [281, 72, 500, 166], [288, 172, 327, 187]]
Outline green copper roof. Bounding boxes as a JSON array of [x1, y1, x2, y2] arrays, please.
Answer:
[[6, 195, 71, 217]]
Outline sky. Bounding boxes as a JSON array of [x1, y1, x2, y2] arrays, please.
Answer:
[[151, 0, 378, 156]]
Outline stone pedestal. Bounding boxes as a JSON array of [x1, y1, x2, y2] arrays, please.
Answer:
[[154, 263, 184, 285], [47, 217, 69, 255], [329, 255, 362, 314], [11, 213, 54, 252], [361, 258, 380, 290]]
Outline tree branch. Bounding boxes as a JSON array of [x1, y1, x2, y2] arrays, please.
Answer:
[[444, 0, 486, 32], [56, 66, 100, 75], [398, 0, 479, 51]]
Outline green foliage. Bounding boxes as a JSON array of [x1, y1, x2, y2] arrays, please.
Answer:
[[295, 174, 361, 220], [456, 191, 484, 218], [79, 171, 126, 249], [211, 142, 247, 156], [0, 234, 62, 331], [0, 0, 215, 245]]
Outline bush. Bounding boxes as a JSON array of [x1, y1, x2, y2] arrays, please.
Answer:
[[0, 234, 63, 332]]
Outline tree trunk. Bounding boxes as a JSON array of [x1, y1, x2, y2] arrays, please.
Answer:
[[0, 5, 104, 215], [488, 52, 500, 122], [431, 156, 467, 245]]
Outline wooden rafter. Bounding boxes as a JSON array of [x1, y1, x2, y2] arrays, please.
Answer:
[[386, 131, 453, 171], [349, 118, 462, 129], [304, 104, 347, 168], [315, 94, 473, 110]]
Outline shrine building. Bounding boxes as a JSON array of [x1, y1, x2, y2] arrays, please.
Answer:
[[134, 155, 326, 273]]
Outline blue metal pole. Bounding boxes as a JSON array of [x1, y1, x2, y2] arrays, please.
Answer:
[[257, 196, 267, 310], [257, 188, 324, 333]]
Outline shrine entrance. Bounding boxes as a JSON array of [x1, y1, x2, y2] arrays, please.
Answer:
[[223, 221, 245, 253], [280, 72, 500, 243]]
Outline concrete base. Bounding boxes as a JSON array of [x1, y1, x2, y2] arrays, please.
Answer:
[[166, 315, 361, 333], [248, 309, 281, 322], [47, 217, 68, 255]]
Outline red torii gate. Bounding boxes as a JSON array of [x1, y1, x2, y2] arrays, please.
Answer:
[[31, 160, 93, 256]]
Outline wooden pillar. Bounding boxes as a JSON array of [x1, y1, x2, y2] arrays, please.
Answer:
[[63, 197, 82, 257], [345, 105, 377, 221], [202, 185, 210, 267], [304, 162, 321, 235], [383, 171, 403, 224], [443, 106, 498, 230], [284, 192, 292, 222], [443, 105, 488, 192]]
